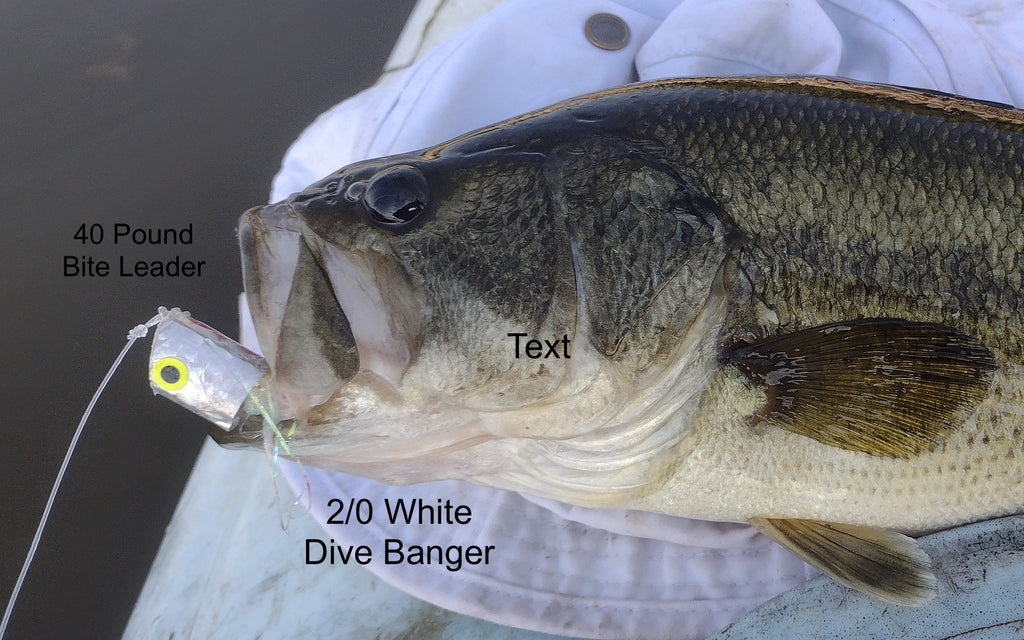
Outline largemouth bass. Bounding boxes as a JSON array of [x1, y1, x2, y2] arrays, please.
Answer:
[[214, 77, 1024, 604]]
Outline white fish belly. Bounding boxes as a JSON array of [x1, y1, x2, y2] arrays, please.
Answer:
[[637, 366, 1024, 533]]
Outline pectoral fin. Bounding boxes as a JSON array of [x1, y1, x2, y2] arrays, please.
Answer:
[[749, 517, 937, 606], [722, 319, 996, 457]]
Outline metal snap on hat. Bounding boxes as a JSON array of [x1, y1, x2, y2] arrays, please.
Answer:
[[585, 13, 630, 51]]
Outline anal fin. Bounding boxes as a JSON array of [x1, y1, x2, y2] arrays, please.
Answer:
[[750, 517, 937, 606]]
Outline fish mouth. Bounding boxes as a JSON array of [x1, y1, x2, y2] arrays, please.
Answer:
[[238, 201, 422, 419]]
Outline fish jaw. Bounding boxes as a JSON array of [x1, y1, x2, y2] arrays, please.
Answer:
[[238, 196, 423, 421]]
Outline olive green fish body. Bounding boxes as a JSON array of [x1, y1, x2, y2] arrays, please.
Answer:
[[679, 80, 1024, 358], [596, 79, 1024, 537], [235, 78, 1024, 604]]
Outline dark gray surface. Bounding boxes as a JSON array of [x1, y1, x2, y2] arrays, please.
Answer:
[[0, 2, 414, 638]]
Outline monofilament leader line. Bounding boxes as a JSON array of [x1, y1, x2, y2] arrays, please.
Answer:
[[0, 313, 162, 640]]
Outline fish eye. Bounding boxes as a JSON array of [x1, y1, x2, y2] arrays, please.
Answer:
[[363, 165, 429, 229], [152, 356, 189, 391]]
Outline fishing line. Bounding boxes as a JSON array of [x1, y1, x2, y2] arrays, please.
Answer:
[[2, 308, 312, 637], [0, 313, 162, 640]]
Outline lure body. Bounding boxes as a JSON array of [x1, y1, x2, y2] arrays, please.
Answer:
[[149, 308, 270, 431]]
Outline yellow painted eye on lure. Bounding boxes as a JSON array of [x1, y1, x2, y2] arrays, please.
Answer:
[[152, 356, 189, 391]]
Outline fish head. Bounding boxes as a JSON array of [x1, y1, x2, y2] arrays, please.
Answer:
[[236, 134, 736, 497], [241, 146, 579, 401]]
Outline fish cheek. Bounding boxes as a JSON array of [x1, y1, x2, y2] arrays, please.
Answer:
[[390, 163, 578, 398]]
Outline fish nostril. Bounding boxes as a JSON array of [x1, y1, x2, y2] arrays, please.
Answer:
[[291, 190, 320, 204], [290, 187, 341, 212], [292, 179, 339, 202], [289, 194, 314, 211], [345, 181, 366, 202]]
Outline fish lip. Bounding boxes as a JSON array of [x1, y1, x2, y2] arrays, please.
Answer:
[[238, 201, 303, 373]]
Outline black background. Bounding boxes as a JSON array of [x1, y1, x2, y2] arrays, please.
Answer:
[[0, 1, 415, 637]]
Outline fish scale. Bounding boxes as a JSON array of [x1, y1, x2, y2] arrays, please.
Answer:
[[696, 91, 1024, 358], [638, 364, 1024, 529]]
